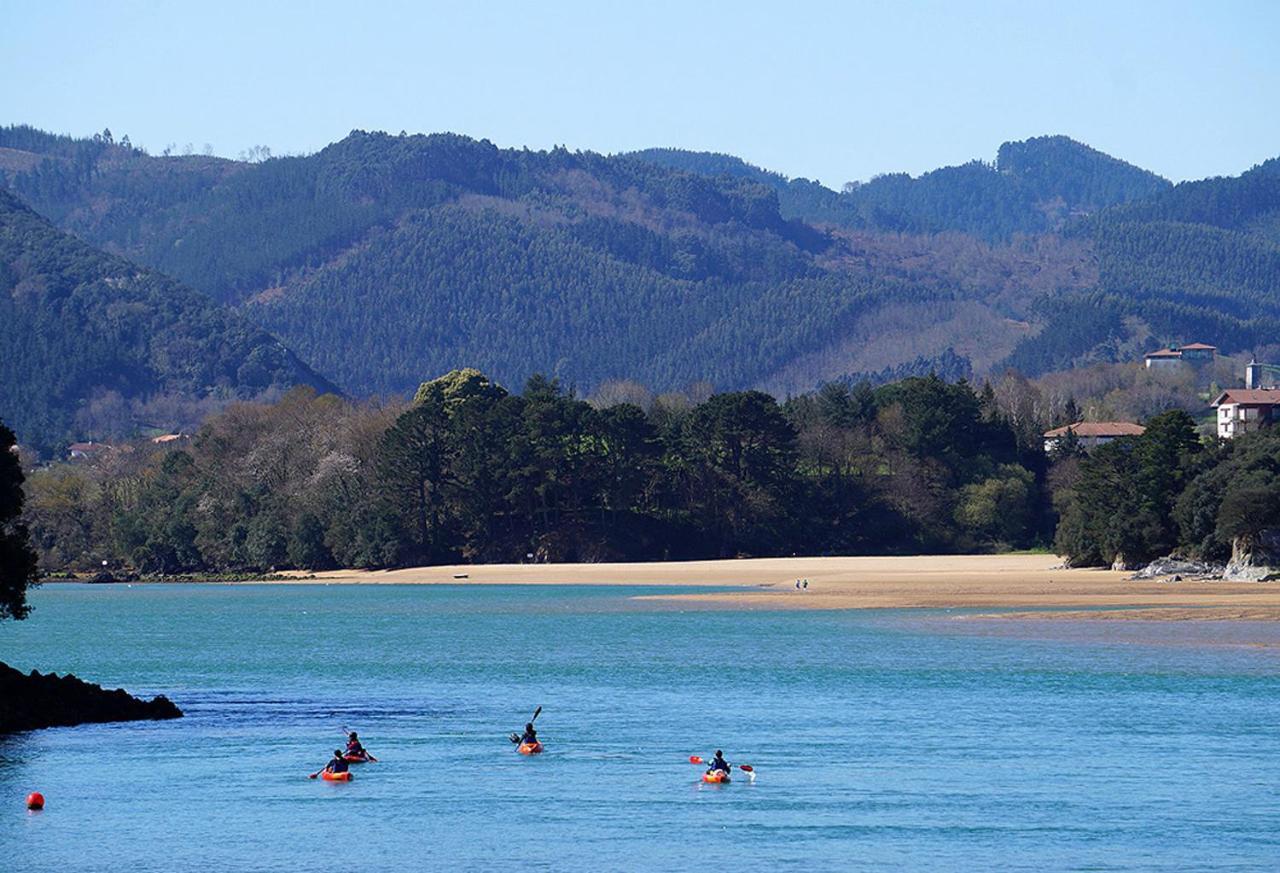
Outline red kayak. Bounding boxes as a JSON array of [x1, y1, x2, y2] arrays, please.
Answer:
[[702, 769, 730, 784], [321, 770, 353, 782], [517, 741, 544, 755], [342, 752, 373, 763]]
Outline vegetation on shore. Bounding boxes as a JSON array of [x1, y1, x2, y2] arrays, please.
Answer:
[[1, 420, 38, 619], [23, 370, 1056, 575], [1054, 410, 1280, 568]]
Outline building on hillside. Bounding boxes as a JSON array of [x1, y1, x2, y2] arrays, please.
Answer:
[[1243, 359, 1280, 390], [1211, 388, 1280, 439], [67, 441, 111, 461], [1043, 421, 1146, 454], [1144, 342, 1217, 369], [150, 433, 189, 444]]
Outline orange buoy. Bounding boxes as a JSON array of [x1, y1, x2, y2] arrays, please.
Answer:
[[26, 792, 44, 810]]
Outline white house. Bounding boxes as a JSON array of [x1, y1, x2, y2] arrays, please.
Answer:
[[1043, 421, 1146, 454], [1211, 388, 1280, 439], [1144, 342, 1217, 369]]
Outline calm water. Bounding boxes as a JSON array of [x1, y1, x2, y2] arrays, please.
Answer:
[[3, 584, 1278, 872]]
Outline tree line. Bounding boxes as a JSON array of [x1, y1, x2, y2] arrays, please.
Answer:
[[1053, 408, 1280, 568], [21, 370, 1054, 576]]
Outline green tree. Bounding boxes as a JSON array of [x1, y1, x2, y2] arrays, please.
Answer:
[[0, 421, 39, 618]]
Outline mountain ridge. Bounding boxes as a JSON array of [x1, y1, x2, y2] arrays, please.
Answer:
[[3, 124, 1279, 421], [0, 187, 335, 452]]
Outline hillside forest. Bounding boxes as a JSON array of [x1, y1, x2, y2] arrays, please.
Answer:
[[4, 125, 1280, 458]]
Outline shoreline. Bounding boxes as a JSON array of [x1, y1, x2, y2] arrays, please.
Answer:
[[255, 555, 1280, 620]]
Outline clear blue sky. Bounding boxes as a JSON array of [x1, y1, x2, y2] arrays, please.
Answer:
[[3, 0, 1278, 185]]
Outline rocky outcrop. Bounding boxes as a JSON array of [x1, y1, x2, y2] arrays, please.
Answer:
[[1131, 556, 1223, 580], [1224, 531, 1280, 581], [0, 662, 182, 733]]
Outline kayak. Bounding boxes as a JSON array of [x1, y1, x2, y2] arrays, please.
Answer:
[[517, 741, 543, 755], [322, 770, 353, 781], [702, 769, 730, 784], [343, 753, 372, 763]]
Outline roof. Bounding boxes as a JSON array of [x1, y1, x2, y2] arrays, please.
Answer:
[[1043, 421, 1147, 438], [1212, 389, 1280, 406], [151, 433, 186, 444], [1144, 348, 1182, 358], [68, 441, 110, 452], [1180, 342, 1217, 351]]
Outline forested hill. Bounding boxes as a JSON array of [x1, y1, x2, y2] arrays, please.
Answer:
[[3, 124, 1280, 409], [0, 189, 334, 453], [630, 135, 1171, 239]]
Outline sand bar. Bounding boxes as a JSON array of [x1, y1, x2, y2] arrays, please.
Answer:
[[270, 555, 1280, 619]]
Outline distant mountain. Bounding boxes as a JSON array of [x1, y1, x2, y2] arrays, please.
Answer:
[[630, 135, 1172, 240], [3, 124, 1278, 405], [999, 157, 1280, 374], [0, 188, 333, 453]]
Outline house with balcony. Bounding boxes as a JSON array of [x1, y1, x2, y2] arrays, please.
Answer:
[[1211, 388, 1280, 439]]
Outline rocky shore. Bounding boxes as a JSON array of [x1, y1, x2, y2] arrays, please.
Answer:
[[0, 662, 182, 733]]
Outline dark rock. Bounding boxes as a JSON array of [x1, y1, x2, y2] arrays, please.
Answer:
[[0, 661, 182, 733]]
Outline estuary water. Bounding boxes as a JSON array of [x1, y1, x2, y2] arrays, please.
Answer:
[[2, 583, 1278, 872]]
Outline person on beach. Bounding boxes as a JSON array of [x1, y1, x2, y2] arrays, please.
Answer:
[[324, 750, 350, 775], [706, 750, 731, 775], [521, 722, 538, 745], [346, 732, 367, 757]]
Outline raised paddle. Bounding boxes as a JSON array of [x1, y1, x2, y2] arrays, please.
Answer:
[[339, 727, 378, 761], [509, 706, 543, 743]]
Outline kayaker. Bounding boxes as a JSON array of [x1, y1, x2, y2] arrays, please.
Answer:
[[323, 750, 350, 775], [706, 750, 731, 775], [346, 732, 367, 757], [521, 722, 538, 744]]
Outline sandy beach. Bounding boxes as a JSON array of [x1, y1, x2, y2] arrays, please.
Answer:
[[274, 554, 1280, 619]]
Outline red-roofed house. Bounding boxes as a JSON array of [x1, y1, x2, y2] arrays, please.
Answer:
[[1211, 388, 1280, 439], [1043, 421, 1146, 453], [67, 441, 111, 461], [1144, 342, 1217, 369]]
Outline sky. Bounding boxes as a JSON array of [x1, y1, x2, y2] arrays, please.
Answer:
[[3, 0, 1278, 186]]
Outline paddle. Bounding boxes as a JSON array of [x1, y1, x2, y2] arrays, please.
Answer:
[[509, 706, 542, 743], [689, 756, 755, 775], [339, 726, 378, 762]]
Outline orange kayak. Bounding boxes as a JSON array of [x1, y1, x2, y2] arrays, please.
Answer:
[[517, 741, 543, 755], [342, 753, 372, 763], [322, 770, 353, 781], [702, 770, 730, 784]]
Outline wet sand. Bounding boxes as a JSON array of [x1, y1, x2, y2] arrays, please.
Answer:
[[271, 555, 1280, 619]]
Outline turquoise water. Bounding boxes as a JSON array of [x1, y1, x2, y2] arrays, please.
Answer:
[[3, 583, 1279, 872]]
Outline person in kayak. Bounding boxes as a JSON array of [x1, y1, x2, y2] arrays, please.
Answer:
[[323, 750, 350, 776], [706, 750, 731, 775], [521, 722, 538, 745], [345, 732, 367, 758]]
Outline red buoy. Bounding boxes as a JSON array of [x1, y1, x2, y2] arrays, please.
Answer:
[[26, 792, 44, 811]]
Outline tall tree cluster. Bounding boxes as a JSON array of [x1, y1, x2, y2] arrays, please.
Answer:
[[22, 372, 1049, 575]]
